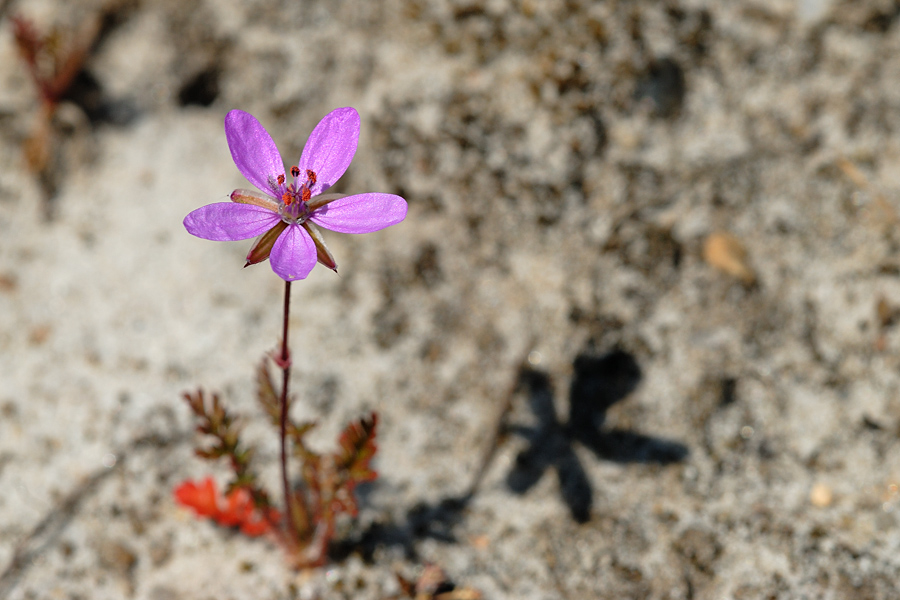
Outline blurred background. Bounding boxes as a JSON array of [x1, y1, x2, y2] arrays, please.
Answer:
[[2, 0, 900, 598]]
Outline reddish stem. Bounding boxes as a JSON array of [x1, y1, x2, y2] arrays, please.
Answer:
[[279, 280, 296, 543]]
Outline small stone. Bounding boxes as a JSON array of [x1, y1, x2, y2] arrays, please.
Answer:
[[28, 324, 52, 346], [703, 232, 756, 285], [0, 273, 17, 293], [810, 483, 833, 507]]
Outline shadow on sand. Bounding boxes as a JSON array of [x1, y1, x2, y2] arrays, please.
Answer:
[[507, 350, 689, 523], [335, 349, 688, 562]]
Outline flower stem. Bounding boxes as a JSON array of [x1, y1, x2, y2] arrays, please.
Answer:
[[279, 280, 295, 542]]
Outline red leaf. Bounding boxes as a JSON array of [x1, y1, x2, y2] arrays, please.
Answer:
[[218, 487, 253, 527], [174, 477, 278, 537], [335, 412, 378, 484], [173, 478, 220, 518]]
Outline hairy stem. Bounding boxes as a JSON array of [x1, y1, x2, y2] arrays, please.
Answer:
[[279, 280, 295, 542]]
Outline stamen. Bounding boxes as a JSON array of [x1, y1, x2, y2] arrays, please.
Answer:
[[282, 192, 293, 205], [277, 174, 285, 185], [291, 166, 300, 178], [301, 187, 311, 203], [306, 169, 317, 185]]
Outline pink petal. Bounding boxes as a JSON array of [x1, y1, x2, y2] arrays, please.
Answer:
[[225, 110, 285, 196], [297, 107, 359, 196], [309, 193, 407, 234], [184, 203, 281, 241], [270, 223, 317, 281]]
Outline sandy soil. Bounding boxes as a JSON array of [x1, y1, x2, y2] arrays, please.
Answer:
[[2, 0, 900, 598]]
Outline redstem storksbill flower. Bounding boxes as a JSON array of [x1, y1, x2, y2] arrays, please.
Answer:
[[184, 108, 407, 280]]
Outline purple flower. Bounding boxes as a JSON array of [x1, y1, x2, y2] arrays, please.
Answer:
[[184, 108, 407, 281]]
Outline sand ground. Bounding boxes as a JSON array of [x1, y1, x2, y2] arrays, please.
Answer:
[[2, 0, 900, 598]]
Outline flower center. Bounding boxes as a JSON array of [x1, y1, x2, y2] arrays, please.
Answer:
[[277, 167, 318, 224]]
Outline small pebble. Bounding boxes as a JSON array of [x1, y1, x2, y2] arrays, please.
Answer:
[[810, 483, 833, 507], [703, 232, 756, 285]]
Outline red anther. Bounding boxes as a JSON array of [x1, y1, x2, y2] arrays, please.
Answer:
[[291, 166, 300, 178], [282, 192, 292, 205], [301, 187, 311, 202], [277, 174, 285, 185], [306, 169, 317, 184]]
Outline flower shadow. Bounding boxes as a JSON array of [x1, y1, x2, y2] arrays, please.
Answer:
[[334, 350, 688, 562], [507, 350, 688, 523]]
